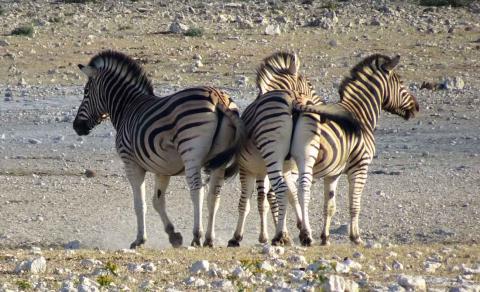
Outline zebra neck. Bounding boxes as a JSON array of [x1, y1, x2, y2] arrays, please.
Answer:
[[104, 87, 147, 130], [339, 90, 382, 137]]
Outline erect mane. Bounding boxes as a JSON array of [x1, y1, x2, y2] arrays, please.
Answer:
[[338, 54, 392, 100], [256, 51, 299, 94], [88, 50, 154, 95]]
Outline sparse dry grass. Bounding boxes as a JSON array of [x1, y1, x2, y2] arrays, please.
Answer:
[[1, 244, 479, 289]]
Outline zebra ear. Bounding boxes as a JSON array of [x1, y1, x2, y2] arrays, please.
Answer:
[[78, 64, 98, 78], [290, 53, 300, 76], [383, 55, 401, 71]]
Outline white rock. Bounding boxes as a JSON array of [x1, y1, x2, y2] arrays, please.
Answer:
[[288, 255, 307, 267], [265, 24, 281, 35], [397, 274, 426, 291], [80, 259, 102, 268], [231, 266, 248, 279], [424, 261, 442, 273], [322, 275, 359, 292], [366, 240, 382, 249], [392, 260, 404, 270], [443, 76, 465, 90], [169, 21, 189, 34], [139, 280, 155, 290], [142, 262, 156, 273], [15, 257, 47, 274], [127, 263, 143, 273], [290, 269, 306, 282], [190, 260, 209, 274], [258, 261, 274, 272], [211, 279, 233, 289], [262, 244, 285, 256], [306, 259, 331, 272], [184, 276, 205, 287], [344, 258, 362, 272]]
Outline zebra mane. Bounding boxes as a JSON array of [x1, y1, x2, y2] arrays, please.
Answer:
[[88, 50, 154, 95], [338, 54, 392, 100], [256, 51, 300, 94]]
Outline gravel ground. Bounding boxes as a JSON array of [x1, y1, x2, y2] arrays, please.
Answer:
[[0, 0, 479, 290]]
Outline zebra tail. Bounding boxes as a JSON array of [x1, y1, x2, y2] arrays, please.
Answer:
[[292, 101, 362, 135], [203, 104, 246, 179]]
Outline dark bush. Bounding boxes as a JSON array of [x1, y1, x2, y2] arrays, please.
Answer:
[[419, 0, 474, 7], [184, 28, 204, 37], [11, 25, 34, 37]]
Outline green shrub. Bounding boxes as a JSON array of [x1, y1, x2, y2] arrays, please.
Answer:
[[96, 275, 114, 287], [105, 261, 119, 276], [16, 280, 32, 290], [419, 0, 474, 7], [0, 6, 5, 16], [184, 27, 204, 37], [11, 25, 34, 37]]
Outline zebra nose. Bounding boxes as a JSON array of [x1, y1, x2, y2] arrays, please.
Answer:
[[73, 119, 90, 136]]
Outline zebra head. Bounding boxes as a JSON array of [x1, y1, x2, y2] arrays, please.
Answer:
[[381, 55, 420, 120], [73, 64, 109, 136]]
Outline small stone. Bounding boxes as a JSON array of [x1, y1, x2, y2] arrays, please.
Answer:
[[366, 240, 382, 249], [190, 260, 209, 274], [424, 261, 442, 273], [142, 262, 156, 273], [184, 276, 205, 287], [322, 275, 359, 292], [127, 263, 143, 273], [262, 244, 285, 257], [80, 259, 102, 267], [442, 76, 465, 90], [392, 260, 404, 270], [265, 24, 281, 35], [211, 279, 233, 289], [397, 274, 426, 291], [16, 257, 47, 274], [84, 169, 96, 178], [28, 138, 42, 144], [329, 39, 338, 47], [64, 240, 81, 250], [258, 261, 274, 272], [353, 251, 364, 259], [169, 21, 189, 34], [0, 39, 10, 47], [287, 255, 307, 267]]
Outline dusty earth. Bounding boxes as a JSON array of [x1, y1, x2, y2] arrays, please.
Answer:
[[0, 0, 479, 290]]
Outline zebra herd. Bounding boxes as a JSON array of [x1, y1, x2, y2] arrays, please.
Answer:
[[73, 50, 419, 248]]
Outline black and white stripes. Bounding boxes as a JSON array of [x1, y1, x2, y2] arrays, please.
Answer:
[[73, 50, 245, 248]]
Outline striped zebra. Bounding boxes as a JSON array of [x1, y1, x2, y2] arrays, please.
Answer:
[[227, 52, 359, 247], [73, 50, 245, 248], [289, 54, 420, 246]]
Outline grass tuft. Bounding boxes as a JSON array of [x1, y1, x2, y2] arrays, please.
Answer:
[[11, 25, 34, 37], [0, 6, 5, 16], [16, 279, 32, 290], [184, 27, 204, 37], [96, 275, 114, 287]]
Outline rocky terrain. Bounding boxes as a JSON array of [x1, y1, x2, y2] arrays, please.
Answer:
[[0, 0, 479, 290]]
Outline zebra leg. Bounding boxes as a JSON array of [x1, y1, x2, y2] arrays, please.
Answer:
[[185, 166, 204, 247], [125, 163, 147, 249], [285, 171, 302, 231], [266, 189, 278, 225], [270, 170, 293, 246], [204, 168, 224, 248], [320, 175, 341, 246], [228, 170, 255, 247], [256, 176, 270, 244], [348, 168, 368, 245], [152, 174, 183, 248], [296, 156, 317, 246]]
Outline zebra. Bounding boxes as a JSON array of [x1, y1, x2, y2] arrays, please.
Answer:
[[288, 54, 420, 246], [73, 50, 245, 248], [227, 52, 359, 247]]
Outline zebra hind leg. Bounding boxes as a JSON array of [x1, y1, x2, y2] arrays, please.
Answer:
[[348, 169, 368, 245], [320, 175, 340, 246], [152, 174, 183, 248], [227, 171, 255, 247], [185, 166, 204, 247], [270, 171, 293, 246], [204, 168, 225, 247], [125, 164, 147, 249], [256, 176, 270, 244]]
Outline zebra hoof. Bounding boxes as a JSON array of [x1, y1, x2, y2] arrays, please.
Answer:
[[272, 232, 292, 246], [191, 239, 202, 247], [320, 233, 330, 246], [227, 239, 240, 247], [203, 238, 214, 248], [350, 235, 364, 245], [129, 238, 146, 249], [299, 230, 313, 247], [168, 232, 183, 248], [258, 235, 268, 244]]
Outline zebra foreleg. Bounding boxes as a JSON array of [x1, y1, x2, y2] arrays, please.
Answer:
[[348, 168, 368, 245], [204, 168, 224, 247], [256, 176, 271, 244], [320, 175, 340, 246], [125, 164, 147, 249], [228, 171, 255, 247], [152, 174, 183, 248], [185, 167, 204, 247]]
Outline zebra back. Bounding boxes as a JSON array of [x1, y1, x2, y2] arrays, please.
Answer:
[[256, 52, 321, 104]]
